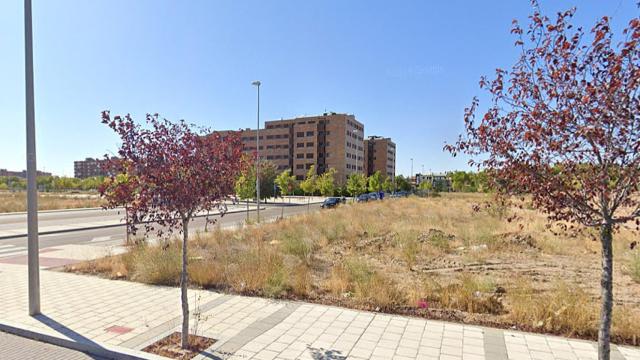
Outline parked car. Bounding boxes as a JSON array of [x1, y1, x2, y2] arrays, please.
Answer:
[[356, 194, 369, 203], [367, 192, 380, 201], [321, 197, 341, 209]]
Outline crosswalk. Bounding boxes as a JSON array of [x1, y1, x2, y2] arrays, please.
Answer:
[[0, 244, 27, 258]]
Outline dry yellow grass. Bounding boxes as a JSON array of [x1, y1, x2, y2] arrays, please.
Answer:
[[68, 194, 640, 345], [0, 191, 104, 213]]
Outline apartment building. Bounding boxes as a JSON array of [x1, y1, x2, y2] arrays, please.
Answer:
[[416, 172, 452, 191], [74, 158, 109, 179], [221, 113, 364, 184], [364, 136, 396, 178]]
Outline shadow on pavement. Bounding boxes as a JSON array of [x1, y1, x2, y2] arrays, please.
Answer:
[[309, 347, 347, 360]]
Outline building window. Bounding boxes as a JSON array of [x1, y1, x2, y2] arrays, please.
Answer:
[[297, 143, 304, 148], [297, 154, 304, 159], [297, 132, 304, 137], [305, 164, 313, 169], [306, 131, 314, 136], [296, 164, 304, 169], [306, 142, 313, 147], [306, 153, 313, 159]]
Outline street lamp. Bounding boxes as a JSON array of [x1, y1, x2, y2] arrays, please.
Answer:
[[24, 0, 40, 316], [252, 81, 261, 223], [410, 158, 414, 180]]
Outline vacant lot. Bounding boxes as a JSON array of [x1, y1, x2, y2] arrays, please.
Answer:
[[68, 194, 640, 345], [0, 191, 104, 213]]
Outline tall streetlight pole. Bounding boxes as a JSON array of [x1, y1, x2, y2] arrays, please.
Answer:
[[410, 158, 414, 180], [252, 81, 261, 223], [24, 0, 40, 316]]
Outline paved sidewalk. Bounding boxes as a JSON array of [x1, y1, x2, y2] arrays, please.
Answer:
[[0, 331, 106, 360], [0, 262, 639, 360]]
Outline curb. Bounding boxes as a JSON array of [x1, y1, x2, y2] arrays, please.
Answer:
[[0, 321, 169, 360], [0, 206, 266, 240]]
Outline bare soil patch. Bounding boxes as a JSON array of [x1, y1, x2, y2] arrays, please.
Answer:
[[142, 332, 215, 359]]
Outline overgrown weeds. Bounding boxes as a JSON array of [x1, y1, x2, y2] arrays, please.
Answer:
[[67, 195, 640, 345]]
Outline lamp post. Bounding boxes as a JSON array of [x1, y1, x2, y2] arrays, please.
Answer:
[[252, 81, 261, 223], [24, 0, 40, 316], [410, 158, 414, 182]]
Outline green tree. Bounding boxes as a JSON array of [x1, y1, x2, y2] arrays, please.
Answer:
[[418, 181, 432, 191], [235, 173, 255, 200], [346, 173, 367, 196], [382, 176, 393, 192], [367, 171, 382, 192], [257, 161, 278, 200], [394, 175, 411, 191], [316, 168, 336, 196], [450, 171, 471, 192], [299, 165, 317, 195], [274, 169, 297, 196], [234, 160, 278, 200]]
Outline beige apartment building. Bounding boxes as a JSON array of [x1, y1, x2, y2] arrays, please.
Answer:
[[364, 136, 396, 178], [221, 113, 364, 184]]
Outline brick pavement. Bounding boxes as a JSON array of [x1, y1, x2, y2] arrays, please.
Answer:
[[0, 261, 639, 360]]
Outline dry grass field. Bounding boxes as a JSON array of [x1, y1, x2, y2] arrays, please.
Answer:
[[67, 194, 640, 345], [0, 191, 104, 213]]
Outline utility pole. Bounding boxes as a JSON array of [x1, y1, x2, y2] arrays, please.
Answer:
[[24, 0, 40, 316], [410, 158, 413, 180], [252, 81, 261, 222]]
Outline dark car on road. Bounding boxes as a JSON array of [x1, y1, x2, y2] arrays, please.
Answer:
[[321, 197, 341, 209], [356, 194, 369, 203]]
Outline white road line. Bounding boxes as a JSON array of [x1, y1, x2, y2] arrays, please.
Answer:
[[0, 246, 26, 258], [90, 236, 113, 243], [0, 244, 14, 250], [0, 246, 22, 254]]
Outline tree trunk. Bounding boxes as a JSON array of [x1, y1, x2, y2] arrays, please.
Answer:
[[180, 218, 190, 349], [598, 221, 614, 360]]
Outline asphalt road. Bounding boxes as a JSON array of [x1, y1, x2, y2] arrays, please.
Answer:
[[0, 204, 250, 238], [0, 203, 322, 254]]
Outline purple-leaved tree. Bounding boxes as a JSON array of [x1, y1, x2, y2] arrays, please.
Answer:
[[446, 3, 640, 359], [99, 111, 243, 349]]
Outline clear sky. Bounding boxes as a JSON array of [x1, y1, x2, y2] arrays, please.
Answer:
[[0, 1, 636, 177]]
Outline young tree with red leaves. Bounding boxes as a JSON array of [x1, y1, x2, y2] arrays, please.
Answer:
[[446, 4, 640, 359], [99, 112, 243, 349]]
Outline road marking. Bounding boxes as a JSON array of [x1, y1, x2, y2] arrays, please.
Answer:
[[90, 236, 114, 243], [0, 245, 27, 258], [0, 246, 22, 254], [0, 245, 14, 249]]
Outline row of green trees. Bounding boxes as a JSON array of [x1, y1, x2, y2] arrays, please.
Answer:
[[233, 159, 415, 200], [449, 170, 489, 192], [0, 176, 105, 192]]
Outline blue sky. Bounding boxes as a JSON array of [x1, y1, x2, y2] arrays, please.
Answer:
[[0, 1, 636, 177]]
